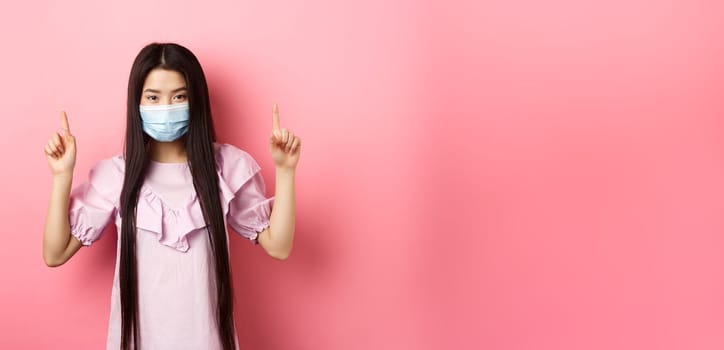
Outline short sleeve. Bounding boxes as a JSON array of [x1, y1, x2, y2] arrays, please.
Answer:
[[68, 157, 122, 246], [216, 143, 275, 245], [228, 170, 275, 244]]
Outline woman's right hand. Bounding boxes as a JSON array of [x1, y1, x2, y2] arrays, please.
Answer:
[[45, 111, 77, 177]]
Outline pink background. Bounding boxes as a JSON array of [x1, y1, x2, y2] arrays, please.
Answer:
[[1, 0, 723, 349]]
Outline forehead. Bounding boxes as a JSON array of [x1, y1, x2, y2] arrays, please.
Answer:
[[142, 68, 186, 89]]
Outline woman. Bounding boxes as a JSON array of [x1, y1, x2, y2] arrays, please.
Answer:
[[42, 42, 300, 349]]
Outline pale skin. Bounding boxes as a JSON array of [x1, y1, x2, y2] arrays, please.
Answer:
[[43, 68, 300, 266]]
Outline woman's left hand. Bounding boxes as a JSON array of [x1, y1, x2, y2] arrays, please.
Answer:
[[269, 104, 301, 170]]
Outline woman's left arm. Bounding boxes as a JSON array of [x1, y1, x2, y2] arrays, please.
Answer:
[[258, 104, 301, 260]]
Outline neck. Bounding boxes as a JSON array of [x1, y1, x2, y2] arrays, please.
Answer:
[[147, 138, 188, 163]]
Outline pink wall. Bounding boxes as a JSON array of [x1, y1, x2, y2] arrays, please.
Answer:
[[1, 0, 723, 349]]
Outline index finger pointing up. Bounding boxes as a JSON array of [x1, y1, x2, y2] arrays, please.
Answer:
[[61, 111, 71, 135], [272, 103, 281, 131]]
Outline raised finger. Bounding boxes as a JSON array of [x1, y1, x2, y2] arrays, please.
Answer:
[[272, 104, 281, 131], [61, 111, 71, 135]]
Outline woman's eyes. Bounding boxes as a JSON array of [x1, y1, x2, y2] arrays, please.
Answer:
[[144, 95, 186, 102]]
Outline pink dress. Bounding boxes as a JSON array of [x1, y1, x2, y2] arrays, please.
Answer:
[[68, 142, 274, 349]]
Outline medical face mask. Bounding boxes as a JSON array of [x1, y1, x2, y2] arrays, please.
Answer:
[[139, 102, 190, 142]]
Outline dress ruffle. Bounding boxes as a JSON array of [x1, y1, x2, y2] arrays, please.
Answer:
[[135, 185, 201, 252]]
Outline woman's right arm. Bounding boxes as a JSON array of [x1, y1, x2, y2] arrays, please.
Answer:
[[43, 111, 81, 267]]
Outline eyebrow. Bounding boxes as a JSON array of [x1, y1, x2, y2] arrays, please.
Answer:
[[143, 87, 188, 93]]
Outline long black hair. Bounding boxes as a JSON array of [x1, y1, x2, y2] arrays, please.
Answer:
[[119, 42, 236, 349]]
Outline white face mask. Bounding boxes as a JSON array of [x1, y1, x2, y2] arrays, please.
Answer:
[[139, 102, 190, 142]]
